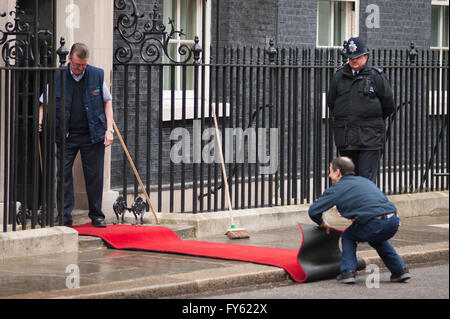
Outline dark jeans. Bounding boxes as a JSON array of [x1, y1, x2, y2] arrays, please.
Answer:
[[339, 150, 379, 183], [56, 133, 105, 224], [340, 214, 406, 274]]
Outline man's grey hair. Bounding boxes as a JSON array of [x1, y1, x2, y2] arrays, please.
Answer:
[[70, 43, 89, 59]]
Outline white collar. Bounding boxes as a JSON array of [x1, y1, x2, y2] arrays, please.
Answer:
[[69, 64, 86, 82]]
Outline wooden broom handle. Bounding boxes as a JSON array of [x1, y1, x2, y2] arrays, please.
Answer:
[[210, 105, 234, 225], [113, 121, 160, 224]]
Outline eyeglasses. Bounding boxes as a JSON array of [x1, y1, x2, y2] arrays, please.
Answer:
[[71, 61, 87, 68]]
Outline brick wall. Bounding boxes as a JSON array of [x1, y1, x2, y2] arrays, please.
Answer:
[[359, 0, 431, 49], [278, 0, 317, 47], [211, 0, 278, 52]]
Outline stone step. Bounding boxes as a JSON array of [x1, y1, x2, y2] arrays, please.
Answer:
[[78, 236, 106, 251]]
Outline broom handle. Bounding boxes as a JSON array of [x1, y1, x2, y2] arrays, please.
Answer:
[[38, 138, 43, 172], [210, 105, 234, 226], [113, 121, 160, 224]]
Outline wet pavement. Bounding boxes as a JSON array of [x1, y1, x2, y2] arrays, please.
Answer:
[[0, 214, 448, 299]]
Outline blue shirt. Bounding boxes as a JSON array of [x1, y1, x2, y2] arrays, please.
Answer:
[[308, 174, 397, 225]]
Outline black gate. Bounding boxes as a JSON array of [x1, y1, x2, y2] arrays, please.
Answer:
[[112, 1, 448, 216], [0, 1, 69, 231]]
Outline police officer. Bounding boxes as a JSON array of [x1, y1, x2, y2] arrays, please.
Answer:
[[327, 36, 394, 183]]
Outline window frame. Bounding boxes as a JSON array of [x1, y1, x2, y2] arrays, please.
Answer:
[[162, 0, 215, 121], [430, 0, 449, 50], [316, 0, 360, 49], [429, 0, 448, 117]]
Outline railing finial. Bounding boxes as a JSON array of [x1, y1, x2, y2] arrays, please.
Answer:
[[266, 39, 277, 65], [408, 42, 418, 63], [192, 36, 202, 65], [56, 37, 69, 67]]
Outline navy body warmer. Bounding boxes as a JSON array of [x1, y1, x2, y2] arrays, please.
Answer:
[[55, 64, 106, 144]]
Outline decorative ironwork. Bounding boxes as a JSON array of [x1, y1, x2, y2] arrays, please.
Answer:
[[341, 40, 349, 63], [16, 204, 30, 229], [114, 0, 202, 64], [408, 42, 418, 63], [265, 39, 277, 65], [0, 4, 53, 66], [15, 203, 45, 229], [0, 5, 30, 65], [56, 37, 70, 67], [113, 196, 147, 225], [191, 36, 202, 65]]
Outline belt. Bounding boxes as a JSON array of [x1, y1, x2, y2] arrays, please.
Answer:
[[373, 213, 396, 220]]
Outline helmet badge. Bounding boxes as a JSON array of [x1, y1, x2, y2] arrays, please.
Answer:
[[348, 40, 357, 53]]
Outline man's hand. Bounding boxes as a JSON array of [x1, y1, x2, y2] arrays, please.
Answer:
[[104, 130, 114, 147], [39, 105, 43, 132], [318, 220, 331, 235]]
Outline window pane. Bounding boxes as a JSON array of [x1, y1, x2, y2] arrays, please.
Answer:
[[333, 1, 347, 47], [163, 45, 178, 90], [186, 62, 194, 90], [443, 6, 449, 47], [162, 0, 197, 90], [318, 0, 332, 46], [163, 0, 177, 28], [180, 0, 197, 40], [431, 5, 439, 47]]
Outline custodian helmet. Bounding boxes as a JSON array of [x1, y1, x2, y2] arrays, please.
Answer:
[[345, 36, 369, 59]]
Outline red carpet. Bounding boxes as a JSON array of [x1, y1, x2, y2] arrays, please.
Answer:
[[74, 223, 308, 282], [73, 223, 366, 283]]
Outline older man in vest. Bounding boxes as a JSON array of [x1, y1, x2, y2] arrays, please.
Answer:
[[40, 43, 114, 227]]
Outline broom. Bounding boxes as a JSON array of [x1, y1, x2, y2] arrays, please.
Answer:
[[112, 121, 160, 225], [210, 105, 250, 239]]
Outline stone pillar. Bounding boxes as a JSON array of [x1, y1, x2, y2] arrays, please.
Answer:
[[0, 0, 16, 224]]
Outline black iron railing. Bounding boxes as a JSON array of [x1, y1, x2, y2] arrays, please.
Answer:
[[0, 2, 68, 232], [2, 1, 448, 231], [111, 2, 448, 215]]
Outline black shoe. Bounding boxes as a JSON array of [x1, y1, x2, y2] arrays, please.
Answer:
[[91, 218, 107, 228], [336, 270, 356, 284], [390, 267, 411, 283], [53, 219, 72, 227]]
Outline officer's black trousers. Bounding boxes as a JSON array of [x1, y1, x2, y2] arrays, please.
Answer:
[[338, 150, 380, 183]]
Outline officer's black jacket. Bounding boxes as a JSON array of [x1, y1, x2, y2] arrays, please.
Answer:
[[327, 63, 395, 151]]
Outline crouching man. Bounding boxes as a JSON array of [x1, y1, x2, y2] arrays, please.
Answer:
[[308, 157, 411, 284]]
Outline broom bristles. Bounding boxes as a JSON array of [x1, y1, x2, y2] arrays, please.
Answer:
[[225, 228, 250, 239]]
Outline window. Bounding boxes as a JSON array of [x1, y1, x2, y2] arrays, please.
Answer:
[[317, 0, 359, 47], [431, 0, 449, 49], [163, 0, 202, 90], [162, 0, 214, 121], [430, 1, 448, 115]]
